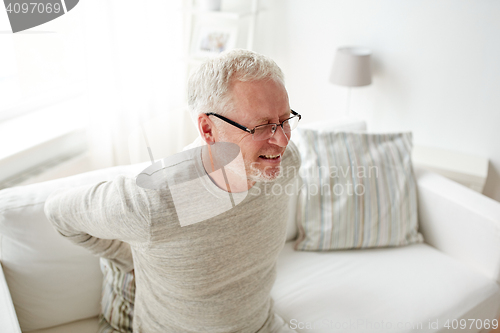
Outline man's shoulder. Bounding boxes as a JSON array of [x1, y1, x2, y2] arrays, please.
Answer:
[[101, 174, 164, 210]]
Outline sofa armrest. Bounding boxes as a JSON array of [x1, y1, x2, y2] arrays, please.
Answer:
[[415, 166, 500, 284], [0, 262, 21, 333]]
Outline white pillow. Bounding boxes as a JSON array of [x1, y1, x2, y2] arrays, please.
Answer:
[[0, 163, 147, 331], [293, 129, 423, 251]]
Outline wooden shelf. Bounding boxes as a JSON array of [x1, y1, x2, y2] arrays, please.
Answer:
[[182, 0, 262, 99], [183, 0, 261, 64]]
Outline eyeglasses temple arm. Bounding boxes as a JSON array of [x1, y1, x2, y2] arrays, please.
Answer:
[[290, 109, 301, 120], [205, 113, 253, 133]]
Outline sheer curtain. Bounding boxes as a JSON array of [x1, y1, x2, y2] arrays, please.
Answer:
[[80, 0, 197, 170]]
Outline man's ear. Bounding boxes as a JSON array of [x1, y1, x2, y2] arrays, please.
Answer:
[[198, 114, 216, 145]]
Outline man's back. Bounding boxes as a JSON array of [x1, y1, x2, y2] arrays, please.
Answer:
[[45, 141, 300, 332]]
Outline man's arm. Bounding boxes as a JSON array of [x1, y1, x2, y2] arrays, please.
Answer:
[[44, 175, 151, 272]]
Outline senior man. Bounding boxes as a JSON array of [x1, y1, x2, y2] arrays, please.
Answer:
[[45, 49, 301, 333]]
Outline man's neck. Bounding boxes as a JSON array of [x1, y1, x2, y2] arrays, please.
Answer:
[[201, 147, 252, 193]]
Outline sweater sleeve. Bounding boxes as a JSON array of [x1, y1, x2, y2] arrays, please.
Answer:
[[44, 175, 152, 272]]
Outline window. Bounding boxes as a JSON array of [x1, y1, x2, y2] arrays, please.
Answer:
[[0, 7, 87, 187], [0, 5, 86, 122]]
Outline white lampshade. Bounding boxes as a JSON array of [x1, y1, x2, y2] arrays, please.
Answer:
[[330, 47, 372, 87]]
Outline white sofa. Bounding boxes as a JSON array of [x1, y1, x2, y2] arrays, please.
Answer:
[[1, 119, 500, 333]]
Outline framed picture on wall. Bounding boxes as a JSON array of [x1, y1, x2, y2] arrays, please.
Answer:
[[191, 25, 238, 58]]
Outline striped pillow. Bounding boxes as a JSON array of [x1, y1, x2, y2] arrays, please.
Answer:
[[98, 259, 135, 333], [293, 129, 423, 251]]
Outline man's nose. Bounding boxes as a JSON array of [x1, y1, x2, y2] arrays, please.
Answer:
[[269, 125, 289, 147]]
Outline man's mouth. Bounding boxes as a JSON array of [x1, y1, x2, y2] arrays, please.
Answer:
[[259, 154, 281, 160], [257, 154, 282, 164]]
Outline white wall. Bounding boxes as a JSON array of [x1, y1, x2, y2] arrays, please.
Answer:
[[256, 0, 500, 202]]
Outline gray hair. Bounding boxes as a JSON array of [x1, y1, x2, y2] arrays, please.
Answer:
[[187, 49, 285, 123]]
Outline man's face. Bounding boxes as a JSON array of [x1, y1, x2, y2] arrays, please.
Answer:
[[214, 79, 291, 183]]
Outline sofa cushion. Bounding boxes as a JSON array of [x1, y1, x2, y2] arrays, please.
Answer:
[[99, 258, 134, 333], [271, 242, 500, 332], [293, 130, 423, 250], [0, 163, 147, 332]]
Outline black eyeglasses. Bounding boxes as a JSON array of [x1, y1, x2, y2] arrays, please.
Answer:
[[205, 110, 301, 141]]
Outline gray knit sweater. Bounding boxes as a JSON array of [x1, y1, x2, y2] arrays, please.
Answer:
[[45, 142, 301, 333]]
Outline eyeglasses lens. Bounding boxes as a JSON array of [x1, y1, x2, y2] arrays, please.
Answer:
[[252, 116, 300, 141], [253, 124, 276, 141], [284, 117, 299, 133]]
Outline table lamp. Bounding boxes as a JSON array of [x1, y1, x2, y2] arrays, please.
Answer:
[[330, 47, 372, 117]]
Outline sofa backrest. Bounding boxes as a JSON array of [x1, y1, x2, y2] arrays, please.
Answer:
[[0, 163, 148, 331], [0, 117, 366, 331]]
